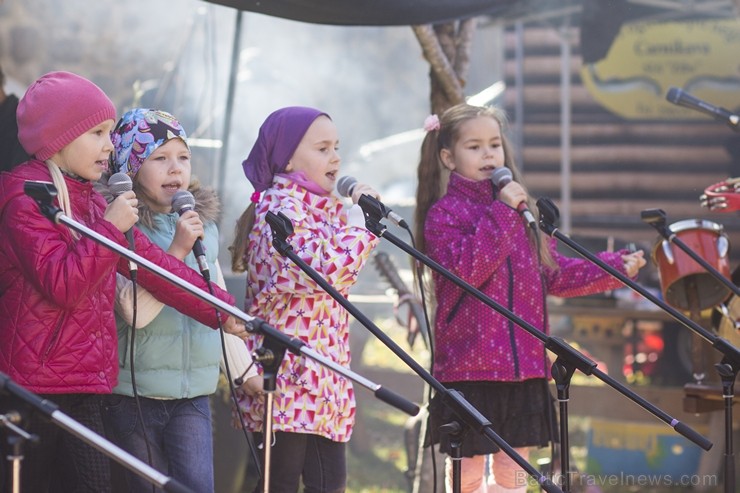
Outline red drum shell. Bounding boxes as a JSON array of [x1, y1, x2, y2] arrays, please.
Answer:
[[651, 219, 731, 312]]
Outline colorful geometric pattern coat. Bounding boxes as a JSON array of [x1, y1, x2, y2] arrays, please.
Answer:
[[236, 176, 378, 442]]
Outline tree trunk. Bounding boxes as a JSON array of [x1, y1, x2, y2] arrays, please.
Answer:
[[412, 18, 477, 115]]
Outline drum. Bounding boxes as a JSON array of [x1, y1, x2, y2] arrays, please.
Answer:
[[652, 219, 731, 312]]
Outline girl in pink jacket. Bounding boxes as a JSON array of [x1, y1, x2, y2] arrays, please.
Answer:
[[414, 104, 646, 493], [0, 71, 245, 492]]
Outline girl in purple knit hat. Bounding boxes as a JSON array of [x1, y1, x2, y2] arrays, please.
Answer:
[[415, 103, 646, 493], [230, 106, 380, 492]]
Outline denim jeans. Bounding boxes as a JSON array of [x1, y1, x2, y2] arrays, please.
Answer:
[[102, 394, 214, 493], [252, 431, 346, 493]]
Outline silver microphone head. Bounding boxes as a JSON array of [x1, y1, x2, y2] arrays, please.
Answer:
[[336, 176, 358, 198], [108, 172, 133, 197], [491, 167, 512, 188], [171, 190, 196, 214]]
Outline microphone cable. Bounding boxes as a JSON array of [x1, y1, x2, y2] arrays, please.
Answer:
[[105, 170, 156, 489], [126, 282, 157, 493], [203, 268, 263, 480], [170, 188, 262, 477], [404, 225, 440, 493], [404, 227, 435, 361]]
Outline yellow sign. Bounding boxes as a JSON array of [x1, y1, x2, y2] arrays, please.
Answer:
[[581, 19, 740, 120]]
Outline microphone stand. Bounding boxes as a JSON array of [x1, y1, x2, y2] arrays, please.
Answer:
[[642, 208, 739, 493], [0, 372, 196, 493], [356, 195, 713, 493], [0, 402, 37, 493], [251, 340, 285, 493], [537, 197, 739, 493], [23, 181, 418, 491], [265, 211, 562, 493]]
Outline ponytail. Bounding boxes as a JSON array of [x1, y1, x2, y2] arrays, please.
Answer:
[[45, 159, 79, 240], [414, 132, 448, 256], [229, 203, 256, 273]]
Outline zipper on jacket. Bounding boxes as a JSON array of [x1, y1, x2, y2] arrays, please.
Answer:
[[41, 317, 64, 362], [445, 293, 467, 325], [506, 257, 520, 379]]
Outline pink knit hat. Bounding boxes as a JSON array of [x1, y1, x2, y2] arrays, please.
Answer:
[[17, 71, 117, 161]]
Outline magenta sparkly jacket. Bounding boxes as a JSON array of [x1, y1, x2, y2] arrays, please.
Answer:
[[425, 172, 629, 383]]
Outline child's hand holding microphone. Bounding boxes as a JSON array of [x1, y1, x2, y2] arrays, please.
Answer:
[[105, 172, 139, 234], [105, 191, 139, 233]]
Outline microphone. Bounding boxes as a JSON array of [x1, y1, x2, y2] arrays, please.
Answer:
[[171, 190, 210, 280], [336, 176, 408, 228], [666, 87, 740, 129], [108, 173, 138, 276], [491, 167, 536, 231], [336, 175, 358, 198]]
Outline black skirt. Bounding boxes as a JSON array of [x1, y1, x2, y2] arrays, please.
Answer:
[[426, 378, 558, 457]]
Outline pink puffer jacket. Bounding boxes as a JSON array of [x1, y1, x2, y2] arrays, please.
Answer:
[[0, 160, 234, 394]]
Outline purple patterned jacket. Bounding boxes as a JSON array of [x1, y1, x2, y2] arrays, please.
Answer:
[[425, 172, 629, 383]]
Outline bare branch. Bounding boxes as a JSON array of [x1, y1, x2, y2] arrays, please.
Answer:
[[412, 24, 464, 104], [434, 22, 457, 61], [453, 17, 477, 86]]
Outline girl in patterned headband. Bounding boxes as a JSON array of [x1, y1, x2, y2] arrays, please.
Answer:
[[105, 108, 261, 493], [0, 74, 241, 493]]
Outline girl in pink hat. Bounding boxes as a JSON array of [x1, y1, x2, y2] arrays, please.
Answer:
[[102, 107, 262, 493], [0, 71, 247, 492]]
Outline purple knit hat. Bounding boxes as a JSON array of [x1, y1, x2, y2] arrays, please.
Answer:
[[242, 106, 329, 192], [17, 71, 116, 160]]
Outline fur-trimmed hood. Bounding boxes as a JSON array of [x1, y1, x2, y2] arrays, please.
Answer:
[[96, 175, 220, 229]]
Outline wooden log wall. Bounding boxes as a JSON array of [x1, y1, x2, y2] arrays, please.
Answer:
[[503, 25, 740, 270]]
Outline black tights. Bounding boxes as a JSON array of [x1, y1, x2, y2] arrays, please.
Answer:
[[252, 431, 346, 493]]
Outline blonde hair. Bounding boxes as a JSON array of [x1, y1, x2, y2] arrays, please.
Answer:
[[414, 103, 553, 269], [45, 159, 80, 239]]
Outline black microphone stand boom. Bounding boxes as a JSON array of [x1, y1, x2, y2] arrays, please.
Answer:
[[264, 211, 562, 493], [536, 197, 740, 491], [0, 372, 196, 493], [22, 181, 418, 491], [356, 194, 713, 493]]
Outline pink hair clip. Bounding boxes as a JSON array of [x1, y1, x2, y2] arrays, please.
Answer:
[[250, 191, 261, 204], [423, 114, 440, 132]]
